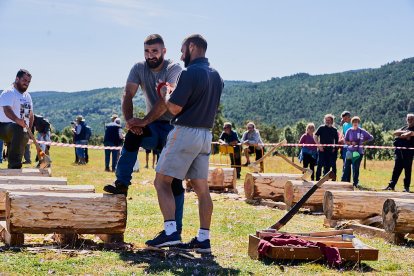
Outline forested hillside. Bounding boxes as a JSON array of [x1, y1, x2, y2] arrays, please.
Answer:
[[31, 57, 414, 135], [31, 88, 145, 135], [222, 57, 414, 130]]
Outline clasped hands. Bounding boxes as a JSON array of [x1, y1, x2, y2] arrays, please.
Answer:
[[126, 80, 172, 135]]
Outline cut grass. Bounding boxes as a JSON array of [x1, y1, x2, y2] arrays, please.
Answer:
[[0, 146, 413, 275]]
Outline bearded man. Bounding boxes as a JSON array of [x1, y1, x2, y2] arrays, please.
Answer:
[[103, 34, 186, 236], [0, 69, 34, 169]]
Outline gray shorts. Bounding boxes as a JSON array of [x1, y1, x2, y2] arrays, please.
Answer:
[[156, 125, 212, 180]]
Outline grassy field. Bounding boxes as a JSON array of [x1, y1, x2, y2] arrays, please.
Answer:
[[0, 146, 413, 275]]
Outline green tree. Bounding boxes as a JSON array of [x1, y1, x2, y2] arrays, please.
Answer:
[[283, 126, 296, 161], [362, 121, 384, 160]]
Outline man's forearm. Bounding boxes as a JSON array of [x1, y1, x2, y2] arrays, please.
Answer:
[[3, 106, 19, 122], [142, 99, 168, 125], [122, 93, 134, 121]]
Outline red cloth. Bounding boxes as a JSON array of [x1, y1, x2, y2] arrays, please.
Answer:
[[257, 233, 341, 267]]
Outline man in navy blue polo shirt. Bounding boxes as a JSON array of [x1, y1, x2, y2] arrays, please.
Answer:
[[135, 34, 223, 252]]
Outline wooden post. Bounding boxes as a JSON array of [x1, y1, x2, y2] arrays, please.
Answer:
[[0, 221, 24, 246]]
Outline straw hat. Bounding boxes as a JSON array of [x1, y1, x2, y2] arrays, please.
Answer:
[[76, 115, 85, 122]]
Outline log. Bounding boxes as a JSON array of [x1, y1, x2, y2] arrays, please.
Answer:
[[0, 168, 52, 177], [0, 184, 95, 212], [383, 198, 414, 233], [186, 167, 236, 191], [284, 180, 353, 209], [244, 173, 302, 201], [0, 176, 66, 185], [6, 192, 126, 234], [324, 191, 414, 220], [343, 223, 406, 244]]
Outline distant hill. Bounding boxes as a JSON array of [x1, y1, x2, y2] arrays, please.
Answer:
[[31, 88, 145, 135], [222, 57, 414, 130], [31, 57, 414, 135]]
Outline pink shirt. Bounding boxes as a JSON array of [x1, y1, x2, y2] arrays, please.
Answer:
[[299, 133, 317, 151]]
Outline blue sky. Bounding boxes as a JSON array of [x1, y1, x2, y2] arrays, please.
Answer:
[[0, 0, 413, 92]]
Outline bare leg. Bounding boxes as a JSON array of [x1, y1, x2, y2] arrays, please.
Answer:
[[191, 179, 213, 229], [154, 173, 175, 221]]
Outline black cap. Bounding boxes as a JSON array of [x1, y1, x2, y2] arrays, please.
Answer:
[[341, 111, 351, 117]]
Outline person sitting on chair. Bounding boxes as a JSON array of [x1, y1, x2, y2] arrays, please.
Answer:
[[218, 122, 241, 179], [241, 122, 264, 166]]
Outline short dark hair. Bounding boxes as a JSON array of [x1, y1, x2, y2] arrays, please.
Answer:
[[16, 69, 31, 79], [183, 34, 207, 52], [144, 34, 164, 46], [341, 111, 351, 117]]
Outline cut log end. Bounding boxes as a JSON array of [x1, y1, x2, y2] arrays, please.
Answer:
[[382, 198, 414, 233], [244, 173, 254, 199], [323, 191, 334, 220], [383, 199, 398, 232], [284, 181, 294, 207]]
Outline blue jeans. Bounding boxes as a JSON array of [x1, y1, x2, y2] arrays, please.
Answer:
[[75, 140, 88, 159], [115, 121, 185, 232], [116, 122, 173, 184], [104, 142, 120, 171], [343, 153, 363, 186]]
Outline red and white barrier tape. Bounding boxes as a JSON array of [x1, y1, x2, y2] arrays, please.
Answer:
[[211, 142, 414, 150], [33, 140, 414, 151]]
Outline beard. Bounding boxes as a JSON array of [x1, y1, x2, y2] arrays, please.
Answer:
[[15, 82, 28, 93], [183, 44, 191, 68], [146, 55, 164, 69]]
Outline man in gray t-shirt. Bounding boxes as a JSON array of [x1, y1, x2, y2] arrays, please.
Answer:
[[103, 34, 186, 235]]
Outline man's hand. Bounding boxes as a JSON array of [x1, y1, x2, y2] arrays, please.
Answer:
[[130, 126, 143, 136], [401, 131, 412, 139], [126, 118, 147, 129], [318, 146, 324, 152], [15, 118, 26, 129], [156, 79, 172, 99]]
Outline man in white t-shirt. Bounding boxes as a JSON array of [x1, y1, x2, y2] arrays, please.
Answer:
[[0, 69, 34, 169]]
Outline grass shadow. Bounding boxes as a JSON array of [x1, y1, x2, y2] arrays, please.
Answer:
[[260, 257, 378, 273], [118, 249, 244, 275]]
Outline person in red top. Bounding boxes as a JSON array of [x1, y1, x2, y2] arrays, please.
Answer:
[[298, 123, 317, 180]]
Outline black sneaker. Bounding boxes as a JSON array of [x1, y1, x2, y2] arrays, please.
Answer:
[[105, 167, 110, 172], [103, 181, 129, 196], [383, 186, 394, 191], [403, 188, 410, 193], [145, 230, 181, 248], [176, 237, 211, 253]]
